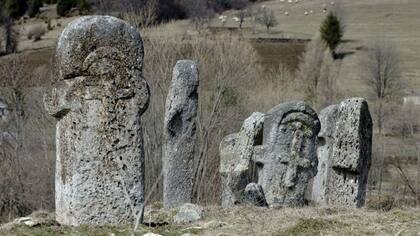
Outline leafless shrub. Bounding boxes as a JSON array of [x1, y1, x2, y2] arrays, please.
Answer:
[[27, 25, 46, 41], [141, 31, 260, 204], [185, 0, 215, 32], [296, 36, 339, 109], [0, 56, 55, 223], [359, 41, 403, 135], [121, 0, 157, 29]]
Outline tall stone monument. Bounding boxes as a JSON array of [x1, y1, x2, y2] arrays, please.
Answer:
[[163, 60, 199, 208], [44, 16, 150, 226], [312, 98, 372, 207]]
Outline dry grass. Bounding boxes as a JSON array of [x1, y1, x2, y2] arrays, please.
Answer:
[[2, 206, 419, 235]]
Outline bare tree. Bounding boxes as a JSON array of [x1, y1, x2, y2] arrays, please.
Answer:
[[360, 41, 404, 198], [359, 41, 403, 135], [256, 7, 278, 32], [232, 0, 249, 29]]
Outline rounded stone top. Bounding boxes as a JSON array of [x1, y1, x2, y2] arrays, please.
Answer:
[[57, 16, 144, 79]]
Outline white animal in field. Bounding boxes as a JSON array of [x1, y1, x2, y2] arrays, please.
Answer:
[[284, 11, 289, 16], [280, 0, 285, 2], [218, 15, 227, 20], [304, 11, 308, 16], [232, 17, 240, 22], [288, 0, 292, 3], [310, 10, 313, 14]]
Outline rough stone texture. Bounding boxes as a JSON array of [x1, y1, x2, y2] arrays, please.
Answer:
[[219, 112, 264, 207], [256, 101, 320, 207], [173, 203, 204, 224], [44, 16, 149, 226], [328, 98, 373, 207], [311, 105, 339, 205], [241, 183, 267, 207], [163, 60, 199, 209]]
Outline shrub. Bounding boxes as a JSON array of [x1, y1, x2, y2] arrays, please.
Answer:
[[27, 25, 46, 41], [56, 0, 76, 16], [320, 12, 343, 57], [28, 0, 44, 17], [4, 0, 28, 19]]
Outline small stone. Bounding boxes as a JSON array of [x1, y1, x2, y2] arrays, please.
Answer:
[[241, 183, 267, 207], [174, 204, 204, 224]]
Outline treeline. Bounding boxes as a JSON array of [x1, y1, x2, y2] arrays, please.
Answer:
[[0, 0, 255, 21]]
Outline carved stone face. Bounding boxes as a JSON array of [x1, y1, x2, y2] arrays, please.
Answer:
[[258, 101, 320, 207]]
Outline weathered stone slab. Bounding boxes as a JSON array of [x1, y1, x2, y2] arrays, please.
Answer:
[[328, 98, 372, 207], [44, 16, 149, 226], [257, 101, 320, 207], [311, 105, 339, 205], [163, 60, 199, 209], [219, 112, 264, 207]]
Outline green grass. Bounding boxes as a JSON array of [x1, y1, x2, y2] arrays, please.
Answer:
[[274, 218, 347, 236]]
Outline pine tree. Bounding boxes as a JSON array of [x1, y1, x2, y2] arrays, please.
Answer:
[[4, 0, 28, 19], [28, 0, 43, 17], [56, 0, 75, 16], [320, 12, 343, 58]]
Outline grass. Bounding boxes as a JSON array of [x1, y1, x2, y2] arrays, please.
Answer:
[[1, 206, 419, 236]]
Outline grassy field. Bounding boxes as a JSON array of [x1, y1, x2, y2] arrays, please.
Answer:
[[1, 206, 420, 236]]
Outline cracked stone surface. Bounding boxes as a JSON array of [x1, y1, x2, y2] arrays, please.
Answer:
[[44, 16, 149, 226], [257, 101, 320, 207], [163, 60, 199, 209]]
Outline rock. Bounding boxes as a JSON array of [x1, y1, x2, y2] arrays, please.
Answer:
[[0, 211, 57, 231], [311, 105, 339, 205], [44, 16, 149, 226], [256, 101, 320, 207], [143, 205, 175, 226], [174, 203, 204, 224], [241, 183, 267, 207], [328, 98, 372, 207], [219, 112, 264, 207], [163, 60, 199, 209], [311, 98, 372, 207]]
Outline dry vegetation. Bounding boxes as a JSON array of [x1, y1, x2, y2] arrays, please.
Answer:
[[0, 0, 419, 233]]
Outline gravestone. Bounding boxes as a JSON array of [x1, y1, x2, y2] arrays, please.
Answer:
[[163, 60, 199, 209], [311, 105, 338, 205], [256, 101, 320, 207], [328, 98, 372, 207], [44, 16, 149, 226], [219, 112, 264, 207]]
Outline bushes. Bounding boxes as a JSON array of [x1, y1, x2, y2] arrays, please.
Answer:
[[28, 0, 43, 17], [56, 0, 75, 16], [57, 0, 89, 16], [3, 0, 28, 19]]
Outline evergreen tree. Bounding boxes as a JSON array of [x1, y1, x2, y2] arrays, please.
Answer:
[[28, 0, 43, 17], [56, 0, 75, 16], [4, 0, 28, 19], [320, 12, 343, 58]]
